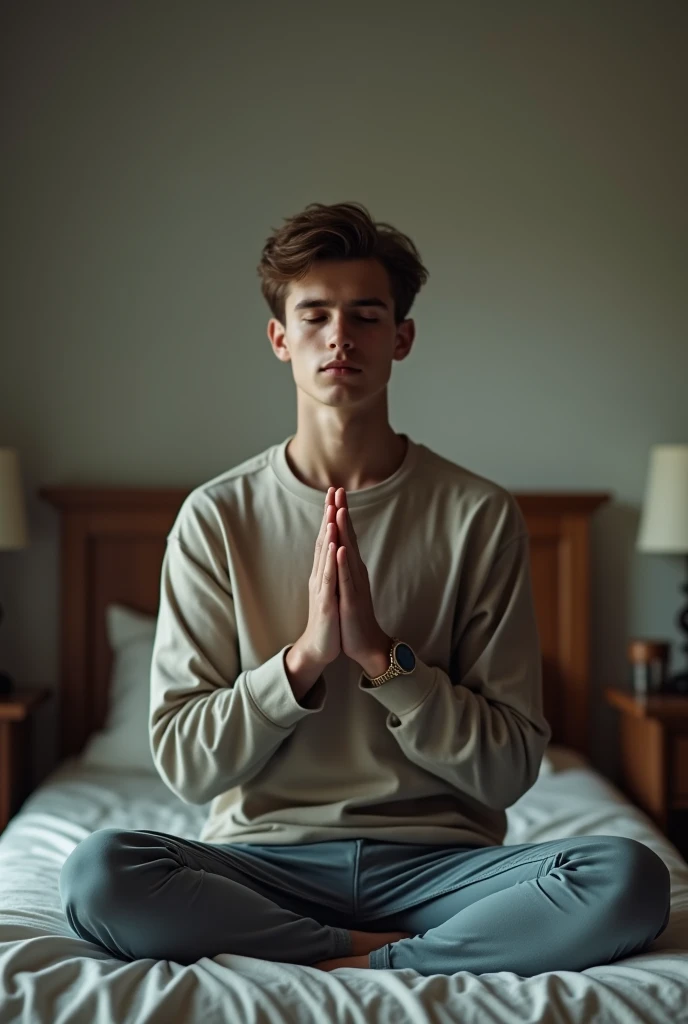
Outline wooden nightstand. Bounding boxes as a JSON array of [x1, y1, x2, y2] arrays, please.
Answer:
[[605, 687, 688, 858], [0, 688, 51, 834]]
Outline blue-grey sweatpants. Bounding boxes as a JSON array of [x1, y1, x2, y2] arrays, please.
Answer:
[[58, 829, 671, 977]]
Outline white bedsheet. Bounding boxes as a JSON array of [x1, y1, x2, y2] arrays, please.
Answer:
[[1, 749, 687, 1024]]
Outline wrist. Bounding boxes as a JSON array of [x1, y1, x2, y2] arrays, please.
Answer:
[[361, 633, 394, 680], [285, 641, 327, 699]]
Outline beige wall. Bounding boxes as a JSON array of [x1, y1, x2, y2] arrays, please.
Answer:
[[1, 2, 686, 787]]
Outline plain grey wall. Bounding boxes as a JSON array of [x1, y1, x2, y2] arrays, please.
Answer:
[[1, 1, 686, 790]]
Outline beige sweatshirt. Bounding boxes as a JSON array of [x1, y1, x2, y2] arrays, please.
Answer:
[[149, 433, 551, 847]]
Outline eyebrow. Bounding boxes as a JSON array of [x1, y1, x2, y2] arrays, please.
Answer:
[[293, 297, 389, 311]]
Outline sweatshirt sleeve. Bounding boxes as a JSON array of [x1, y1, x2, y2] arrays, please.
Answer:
[[149, 497, 326, 806], [358, 522, 551, 811]]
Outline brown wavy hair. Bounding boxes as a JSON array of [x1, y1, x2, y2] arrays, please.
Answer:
[[257, 201, 429, 326]]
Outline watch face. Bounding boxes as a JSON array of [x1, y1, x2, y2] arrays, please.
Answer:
[[395, 643, 416, 672]]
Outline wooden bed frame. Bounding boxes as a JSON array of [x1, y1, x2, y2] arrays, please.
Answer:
[[38, 486, 610, 765]]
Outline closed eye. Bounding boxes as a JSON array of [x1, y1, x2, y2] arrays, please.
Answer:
[[304, 316, 378, 323]]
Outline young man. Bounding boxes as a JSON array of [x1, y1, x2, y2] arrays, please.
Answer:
[[60, 202, 670, 975]]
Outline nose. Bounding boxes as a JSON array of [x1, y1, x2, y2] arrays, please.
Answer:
[[326, 312, 354, 349]]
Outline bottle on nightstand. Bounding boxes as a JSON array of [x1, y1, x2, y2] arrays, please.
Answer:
[[628, 639, 670, 696]]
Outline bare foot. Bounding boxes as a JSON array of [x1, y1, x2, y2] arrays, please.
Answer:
[[311, 933, 413, 970], [312, 929, 413, 970]]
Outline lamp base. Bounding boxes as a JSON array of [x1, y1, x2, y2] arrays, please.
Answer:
[[0, 670, 15, 696], [663, 558, 688, 695], [664, 671, 688, 696]]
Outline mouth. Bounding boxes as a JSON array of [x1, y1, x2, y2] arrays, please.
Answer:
[[320, 367, 362, 377]]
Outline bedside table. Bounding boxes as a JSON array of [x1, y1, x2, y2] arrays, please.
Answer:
[[605, 687, 688, 858], [0, 688, 51, 834]]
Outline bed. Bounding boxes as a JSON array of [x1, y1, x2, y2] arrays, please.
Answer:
[[0, 485, 686, 1024]]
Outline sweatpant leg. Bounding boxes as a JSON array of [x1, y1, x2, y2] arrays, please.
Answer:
[[58, 828, 353, 965], [366, 836, 671, 976]]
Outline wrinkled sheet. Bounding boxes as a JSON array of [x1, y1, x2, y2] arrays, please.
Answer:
[[1, 750, 687, 1024]]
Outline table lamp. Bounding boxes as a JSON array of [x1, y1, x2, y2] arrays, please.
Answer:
[[637, 443, 688, 691], [0, 448, 29, 694]]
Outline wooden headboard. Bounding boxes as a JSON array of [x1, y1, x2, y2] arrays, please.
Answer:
[[39, 486, 610, 764]]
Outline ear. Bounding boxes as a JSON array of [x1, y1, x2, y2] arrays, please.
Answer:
[[267, 318, 291, 363], [393, 318, 415, 361]]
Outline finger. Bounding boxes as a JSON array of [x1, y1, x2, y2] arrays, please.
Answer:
[[316, 489, 335, 550], [318, 521, 334, 582], [344, 504, 360, 556], [319, 507, 339, 582], [334, 489, 359, 553], [321, 540, 337, 592], [312, 498, 330, 574], [336, 506, 361, 586], [337, 545, 353, 595]]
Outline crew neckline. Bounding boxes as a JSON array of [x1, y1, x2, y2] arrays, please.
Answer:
[[271, 433, 420, 508]]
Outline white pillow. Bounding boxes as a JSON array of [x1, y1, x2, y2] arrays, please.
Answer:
[[538, 744, 590, 777], [80, 603, 158, 772]]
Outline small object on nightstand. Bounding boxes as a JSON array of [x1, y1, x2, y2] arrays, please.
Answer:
[[0, 687, 51, 833], [628, 639, 670, 695], [605, 687, 688, 861]]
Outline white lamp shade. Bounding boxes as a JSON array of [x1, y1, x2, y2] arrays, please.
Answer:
[[0, 448, 29, 550], [637, 444, 688, 554]]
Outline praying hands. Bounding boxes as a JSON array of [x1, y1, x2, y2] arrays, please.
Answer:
[[332, 487, 392, 680], [288, 486, 392, 691]]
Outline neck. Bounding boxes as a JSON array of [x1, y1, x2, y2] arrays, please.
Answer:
[[286, 419, 408, 493]]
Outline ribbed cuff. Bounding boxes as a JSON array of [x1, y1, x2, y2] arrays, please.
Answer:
[[246, 645, 326, 728], [331, 926, 353, 958], [358, 656, 437, 717], [368, 943, 391, 969]]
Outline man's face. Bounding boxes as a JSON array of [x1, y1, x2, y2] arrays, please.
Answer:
[[267, 258, 414, 404]]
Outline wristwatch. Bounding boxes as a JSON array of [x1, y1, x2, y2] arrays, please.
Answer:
[[363, 637, 417, 687]]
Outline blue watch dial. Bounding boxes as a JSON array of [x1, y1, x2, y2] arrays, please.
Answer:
[[395, 643, 416, 672]]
